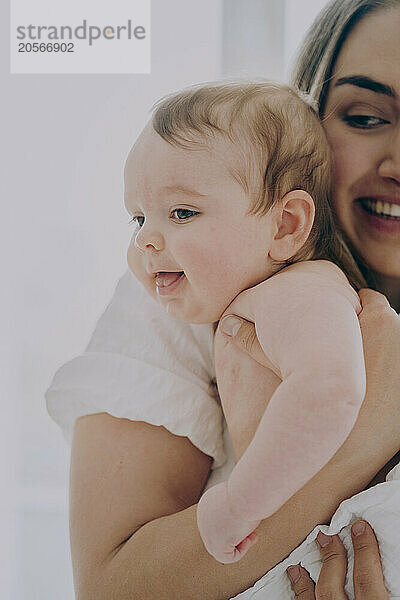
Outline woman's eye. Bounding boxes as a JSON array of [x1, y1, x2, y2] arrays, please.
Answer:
[[171, 208, 199, 221], [128, 216, 145, 228], [343, 114, 389, 129]]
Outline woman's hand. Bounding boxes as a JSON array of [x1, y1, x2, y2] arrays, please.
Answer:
[[219, 314, 267, 366], [286, 520, 389, 599]]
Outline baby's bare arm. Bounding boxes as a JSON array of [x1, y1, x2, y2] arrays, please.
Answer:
[[225, 262, 366, 522]]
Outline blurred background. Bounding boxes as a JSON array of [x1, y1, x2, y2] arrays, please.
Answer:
[[4, 0, 329, 597]]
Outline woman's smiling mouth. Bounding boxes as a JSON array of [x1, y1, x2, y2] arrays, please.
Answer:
[[360, 198, 400, 218], [357, 197, 400, 234]]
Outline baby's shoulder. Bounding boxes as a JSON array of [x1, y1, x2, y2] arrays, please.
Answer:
[[277, 258, 348, 282], [251, 260, 361, 314], [225, 260, 361, 322]]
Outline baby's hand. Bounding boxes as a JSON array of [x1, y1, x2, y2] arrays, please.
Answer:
[[196, 481, 260, 564]]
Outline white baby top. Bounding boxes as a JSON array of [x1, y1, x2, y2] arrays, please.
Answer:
[[46, 269, 400, 600], [46, 269, 225, 469]]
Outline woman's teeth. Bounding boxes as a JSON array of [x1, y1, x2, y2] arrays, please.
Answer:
[[362, 199, 400, 218]]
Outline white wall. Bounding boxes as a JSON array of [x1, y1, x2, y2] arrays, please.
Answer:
[[221, 0, 328, 82], [222, 0, 285, 79], [284, 0, 329, 79], [6, 1, 223, 598]]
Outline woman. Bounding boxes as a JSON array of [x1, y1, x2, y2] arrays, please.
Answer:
[[46, 0, 400, 598]]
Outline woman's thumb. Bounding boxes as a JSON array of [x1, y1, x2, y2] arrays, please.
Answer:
[[219, 315, 267, 366], [219, 316, 243, 337]]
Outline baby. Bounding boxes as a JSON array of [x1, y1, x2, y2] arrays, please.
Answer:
[[124, 81, 366, 564]]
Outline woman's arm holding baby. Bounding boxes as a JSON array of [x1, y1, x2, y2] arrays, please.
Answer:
[[70, 414, 213, 599], [70, 289, 400, 600]]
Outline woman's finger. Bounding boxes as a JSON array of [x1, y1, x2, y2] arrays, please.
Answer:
[[287, 564, 316, 599], [358, 288, 392, 309], [218, 315, 269, 366], [314, 532, 348, 600], [351, 521, 389, 599]]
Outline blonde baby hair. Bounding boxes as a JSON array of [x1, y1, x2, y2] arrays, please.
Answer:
[[152, 81, 365, 289]]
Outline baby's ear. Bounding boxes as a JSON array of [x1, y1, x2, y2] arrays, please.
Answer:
[[268, 190, 315, 262]]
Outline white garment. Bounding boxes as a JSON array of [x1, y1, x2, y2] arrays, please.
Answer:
[[46, 269, 225, 469], [46, 269, 400, 600]]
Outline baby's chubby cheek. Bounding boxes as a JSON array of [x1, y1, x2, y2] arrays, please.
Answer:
[[188, 256, 238, 298], [182, 241, 252, 313], [182, 235, 242, 283]]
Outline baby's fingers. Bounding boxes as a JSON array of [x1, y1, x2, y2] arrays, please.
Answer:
[[220, 532, 259, 564], [235, 531, 258, 556]]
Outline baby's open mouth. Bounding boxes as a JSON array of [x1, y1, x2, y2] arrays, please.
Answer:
[[155, 272, 185, 288]]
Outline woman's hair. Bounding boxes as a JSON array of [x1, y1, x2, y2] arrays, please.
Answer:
[[291, 0, 399, 286], [152, 81, 366, 289], [291, 0, 399, 116]]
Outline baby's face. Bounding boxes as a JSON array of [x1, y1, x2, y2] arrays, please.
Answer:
[[124, 125, 276, 323]]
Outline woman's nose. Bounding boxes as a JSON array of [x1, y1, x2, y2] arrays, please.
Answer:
[[377, 128, 400, 185], [134, 224, 165, 253]]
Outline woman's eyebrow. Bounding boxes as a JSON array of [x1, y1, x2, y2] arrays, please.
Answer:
[[335, 75, 396, 98]]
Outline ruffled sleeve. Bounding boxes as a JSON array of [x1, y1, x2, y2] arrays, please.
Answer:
[[45, 270, 226, 469]]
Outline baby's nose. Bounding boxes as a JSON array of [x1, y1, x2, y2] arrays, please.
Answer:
[[134, 225, 165, 253]]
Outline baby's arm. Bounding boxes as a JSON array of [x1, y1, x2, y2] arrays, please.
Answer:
[[227, 263, 366, 522], [197, 262, 366, 563]]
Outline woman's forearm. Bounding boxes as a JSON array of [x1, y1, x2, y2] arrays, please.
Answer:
[[95, 433, 393, 600]]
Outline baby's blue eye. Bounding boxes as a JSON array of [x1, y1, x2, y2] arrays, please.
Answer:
[[171, 208, 199, 220], [128, 216, 145, 228]]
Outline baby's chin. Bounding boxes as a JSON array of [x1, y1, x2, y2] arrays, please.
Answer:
[[161, 298, 224, 325]]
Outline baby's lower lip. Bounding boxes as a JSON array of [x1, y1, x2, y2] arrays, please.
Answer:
[[155, 272, 185, 296]]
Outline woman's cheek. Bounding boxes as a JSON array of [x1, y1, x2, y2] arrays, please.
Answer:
[[327, 119, 374, 183], [328, 133, 368, 214]]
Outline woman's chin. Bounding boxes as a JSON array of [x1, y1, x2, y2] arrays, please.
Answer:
[[356, 247, 400, 282]]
